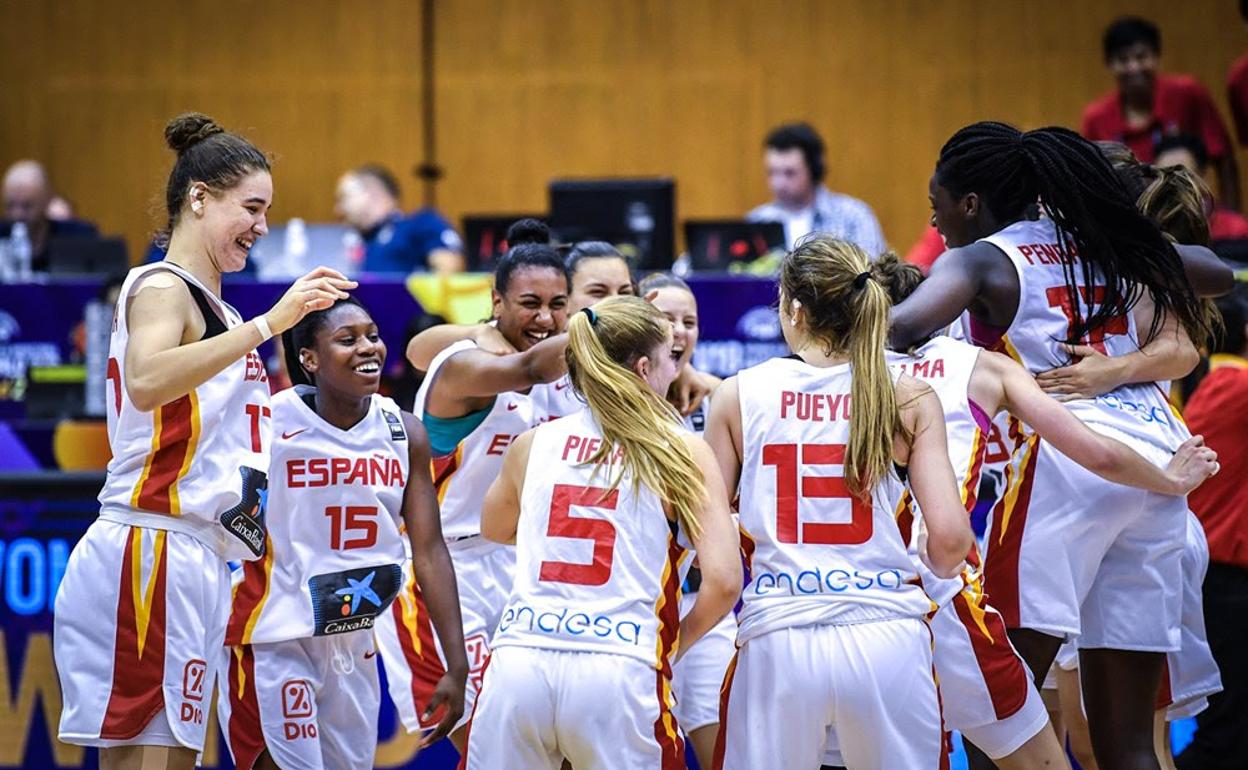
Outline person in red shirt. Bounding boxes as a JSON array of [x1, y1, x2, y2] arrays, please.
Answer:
[[1154, 133, 1248, 241], [1177, 286, 1248, 769], [903, 223, 945, 274], [1082, 16, 1240, 210], [1225, 1, 1248, 149]]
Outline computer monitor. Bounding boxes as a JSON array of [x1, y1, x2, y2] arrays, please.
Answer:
[[548, 178, 675, 270], [47, 236, 129, 275], [683, 220, 786, 271], [462, 214, 547, 272]]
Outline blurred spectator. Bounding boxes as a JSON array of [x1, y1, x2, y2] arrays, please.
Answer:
[[1226, 1, 1248, 150], [2, 160, 97, 271], [335, 164, 464, 274], [1154, 134, 1248, 241], [746, 122, 886, 255], [1177, 286, 1248, 769], [903, 224, 946, 274], [1081, 16, 1239, 209]]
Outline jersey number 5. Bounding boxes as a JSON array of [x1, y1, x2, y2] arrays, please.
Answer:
[[763, 443, 872, 545], [538, 484, 619, 586]]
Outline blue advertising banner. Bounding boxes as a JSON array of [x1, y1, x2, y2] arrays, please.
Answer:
[[0, 474, 461, 769]]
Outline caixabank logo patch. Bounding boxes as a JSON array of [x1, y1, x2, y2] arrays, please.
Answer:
[[309, 563, 402, 635]]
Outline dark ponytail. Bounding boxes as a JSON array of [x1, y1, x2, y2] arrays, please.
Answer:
[[935, 121, 1209, 347]]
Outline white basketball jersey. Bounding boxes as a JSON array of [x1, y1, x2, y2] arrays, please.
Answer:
[[492, 409, 690, 676], [226, 386, 410, 645], [969, 219, 1187, 453], [734, 357, 931, 645], [531, 374, 584, 420], [415, 339, 545, 540], [97, 262, 271, 561], [888, 336, 988, 607]]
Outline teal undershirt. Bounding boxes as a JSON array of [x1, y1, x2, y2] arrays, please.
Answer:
[[423, 398, 494, 455]]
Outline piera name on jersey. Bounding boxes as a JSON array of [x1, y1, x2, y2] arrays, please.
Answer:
[[560, 434, 626, 465], [286, 455, 405, 488], [780, 391, 851, 422]]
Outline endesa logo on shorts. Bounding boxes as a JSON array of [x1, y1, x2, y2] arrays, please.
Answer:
[[282, 679, 319, 741], [497, 603, 644, 646], [750, 566, 906, 597]]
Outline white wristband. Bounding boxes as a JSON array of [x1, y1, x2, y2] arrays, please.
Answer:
[[253, 315, 273, 342]]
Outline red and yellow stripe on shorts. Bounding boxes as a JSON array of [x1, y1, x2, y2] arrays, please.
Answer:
[[388, 568, 449, 727], [100, 527, 169, 739]]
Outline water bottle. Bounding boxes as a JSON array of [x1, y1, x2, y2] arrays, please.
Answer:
[[10, 222, 31, 281], [0, 234, 12, 282], [283, 217, 309, 276]]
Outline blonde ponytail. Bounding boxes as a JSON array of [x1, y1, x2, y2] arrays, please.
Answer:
[[845, 276, 899, 497], [566, 296, 707, 539], [780, 237, 906, 498]]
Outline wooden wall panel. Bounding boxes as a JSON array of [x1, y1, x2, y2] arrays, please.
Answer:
[[1, 0, 1243, 261]]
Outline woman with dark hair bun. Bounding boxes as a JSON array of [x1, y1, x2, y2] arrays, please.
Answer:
[[53, 113, 354, 770], [379, 241, 571, 755]]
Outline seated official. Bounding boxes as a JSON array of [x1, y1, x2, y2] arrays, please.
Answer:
[[3, 160, 98, 271], [335, 164, 464, 274]]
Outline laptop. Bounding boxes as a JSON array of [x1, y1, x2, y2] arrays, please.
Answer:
[[683, 220, 786, 271]]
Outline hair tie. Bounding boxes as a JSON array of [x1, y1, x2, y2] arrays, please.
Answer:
[[581, 307, 598, 327], [853, 271, 872, 291]]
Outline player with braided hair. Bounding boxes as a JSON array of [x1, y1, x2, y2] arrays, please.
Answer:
[[891, 121, 1232, 770]]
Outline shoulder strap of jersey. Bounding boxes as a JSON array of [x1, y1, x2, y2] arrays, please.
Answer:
[[413, 338, 477, 417]]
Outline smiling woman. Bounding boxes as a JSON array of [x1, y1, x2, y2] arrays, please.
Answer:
[[51, 112, 357, 770], [213, 298, 468, 770], [376, 242, 574, 756]]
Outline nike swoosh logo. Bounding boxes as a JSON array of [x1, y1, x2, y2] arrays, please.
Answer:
[[364, 650, 377, 659], [506, 403, 518, 411], [554, 382, 569, 391], [281, 428, 308, 440]]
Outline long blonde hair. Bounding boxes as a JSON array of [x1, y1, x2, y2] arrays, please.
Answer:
[[779, 236, 905, 498], [566, 296, 706, 539]]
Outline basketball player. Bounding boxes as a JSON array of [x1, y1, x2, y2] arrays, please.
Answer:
[[1035, 148, 1225, 769], [218, 299, 468, 769], [891, 122, 1231, 770], [462, 296, 741, 769], [822, 253, 1217, 770], [53, 113, 354, 770], [706, 236, 976, 769], [376, 242, 571, 752], [638, 271, 734, 769]]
